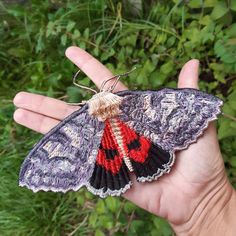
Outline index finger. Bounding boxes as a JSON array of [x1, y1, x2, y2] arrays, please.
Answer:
[[65, 46, 127, 92]]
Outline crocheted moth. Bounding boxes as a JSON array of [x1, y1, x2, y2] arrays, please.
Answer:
[[19, 86, 223, 198]]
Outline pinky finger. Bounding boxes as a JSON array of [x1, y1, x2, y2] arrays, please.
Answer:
[[13, 109, 60, 134]]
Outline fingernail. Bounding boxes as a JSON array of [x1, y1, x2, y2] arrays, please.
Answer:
[[13, 109, 24, 122], [13, 92, 25, 106]]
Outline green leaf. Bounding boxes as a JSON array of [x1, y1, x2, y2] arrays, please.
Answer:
[[78, 41, 86, 49], [89, 213, 98, 228], [73, 29, 81, 38], [221, 52, 236, 64], [214, 39, 226, 57], [124, 202, 136, 213], [209, 62, 226, 83], [83, 28, 90, 39], [199, 15, 213, 26], [153, 217, 172, 236], [137, 59, 156, 86], [166, 36, 176, 47], [95, 229, 105, 236], [160, 61, 174, 75], [211, 2, 229, 20], [7, 48, 28, 57], [61, 34, 67, 46], [218, 11, 232, 25], [188, 0, 202, 8], [66, 21, 76, 31], [218, 120, 234, 139], [7, 5, 25, 17], [124, 0, 142, 16], [101, 48, 115, 61], [130, 220, 145, 233], [185, 27, 202, 44], [228, 91, 236, 111], [149, 71, 167, 87], [155, 33, 167, 44], [230, 1, 236, 11], [203, 0, 219, 7], [36, 29, 45, 53], [225, 24, 236, 37], [95, 34, 103, 45], [230, 122, 236, 128], [96, 200, 106, 214], [93, 47, 99, 56], [119, 34, 137, 47], [46, 21, 55, 37], [105, 197, 120, 213], [230, 156, 236, 167], [98, 215, 114, 229]]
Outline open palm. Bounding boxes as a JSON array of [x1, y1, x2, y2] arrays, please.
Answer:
[[13, 46, 231, 233]]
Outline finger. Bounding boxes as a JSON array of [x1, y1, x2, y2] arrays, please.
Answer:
[[13, 92, 79, 120], [123, 174, 162, 216], [178, 59, 199, 89], [13, 108, 60, 134], [65, 46, 127, 92]]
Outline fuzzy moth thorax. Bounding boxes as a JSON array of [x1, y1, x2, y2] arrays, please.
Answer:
[[88, 91, 123, 121]]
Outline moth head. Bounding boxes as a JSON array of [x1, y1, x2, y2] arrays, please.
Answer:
[[88, 91, 123, 122], [71, 67, 136, 122]]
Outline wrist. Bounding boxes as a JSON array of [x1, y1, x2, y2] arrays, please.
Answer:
[[172, 176, 236, 235]]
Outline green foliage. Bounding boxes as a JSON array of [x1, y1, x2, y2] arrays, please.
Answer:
[[0, 0, 235, 235]]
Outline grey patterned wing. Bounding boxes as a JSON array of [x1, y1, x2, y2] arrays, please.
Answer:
[[117, 88, 223, 152], [19, 105, 104, 192]]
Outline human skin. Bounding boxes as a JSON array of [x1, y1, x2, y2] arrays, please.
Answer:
[[13, 46, 236, 235]]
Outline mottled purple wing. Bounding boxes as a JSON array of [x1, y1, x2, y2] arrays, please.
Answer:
[[117, 88, 223, 152], [19, 105, 104, 193]]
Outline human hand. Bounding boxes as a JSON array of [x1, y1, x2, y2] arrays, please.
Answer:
[[13, 46, 236, 235]]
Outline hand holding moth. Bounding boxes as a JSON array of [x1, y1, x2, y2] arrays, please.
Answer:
[[13, 47, 236, 235]]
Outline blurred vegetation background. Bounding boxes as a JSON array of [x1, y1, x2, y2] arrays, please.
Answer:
[[0, 0, 236, 235]]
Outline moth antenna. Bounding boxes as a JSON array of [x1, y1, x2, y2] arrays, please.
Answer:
[[100, 77, 113, 92], [110, 76, 121, 92], [100, 67, 137, 92], [66, 101, 87, 106], [100, 75, 119, 92], [73, 70, 98, 94]]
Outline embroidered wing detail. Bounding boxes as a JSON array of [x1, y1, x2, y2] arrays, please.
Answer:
[[86, 119, 173, 198], [86, 120, 132, 198], [120, 120, 174, 182], [19, 105, 104, 193], [118, 88, 223, 152], [19, 88, 223, 198]]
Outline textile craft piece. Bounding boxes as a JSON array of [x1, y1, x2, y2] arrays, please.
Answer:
[[19, 88, 223, 198]]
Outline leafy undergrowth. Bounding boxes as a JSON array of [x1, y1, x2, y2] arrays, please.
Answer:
[[0, 0, 235, 235]]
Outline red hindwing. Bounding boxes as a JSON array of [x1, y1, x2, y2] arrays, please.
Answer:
[[96, 119, 151, 174]]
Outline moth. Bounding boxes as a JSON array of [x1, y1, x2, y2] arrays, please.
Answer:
[[19, 70, 223, 198]]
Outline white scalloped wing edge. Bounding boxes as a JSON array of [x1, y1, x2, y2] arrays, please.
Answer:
[[19, 181, 85, 193], [85, 181, 132, 198], [172, 100, 223, 152]]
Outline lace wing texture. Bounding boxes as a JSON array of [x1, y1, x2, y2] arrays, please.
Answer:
[[118, 88, 223, 152], [19, 105, 104, 193], [19, 88, 223, 198], [80, 89, 223, 197]]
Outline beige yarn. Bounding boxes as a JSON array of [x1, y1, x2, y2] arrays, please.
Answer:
[[88, 91, 123, 122], [109, 118, 134, 172]]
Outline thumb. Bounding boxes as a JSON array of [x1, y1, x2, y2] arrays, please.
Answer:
[[178, 59, 199, 89]]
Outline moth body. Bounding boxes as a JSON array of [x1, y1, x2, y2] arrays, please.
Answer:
[[88, 92, 134, 171], [108, 118, 134, 172], [87, 91, 123, 121]]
